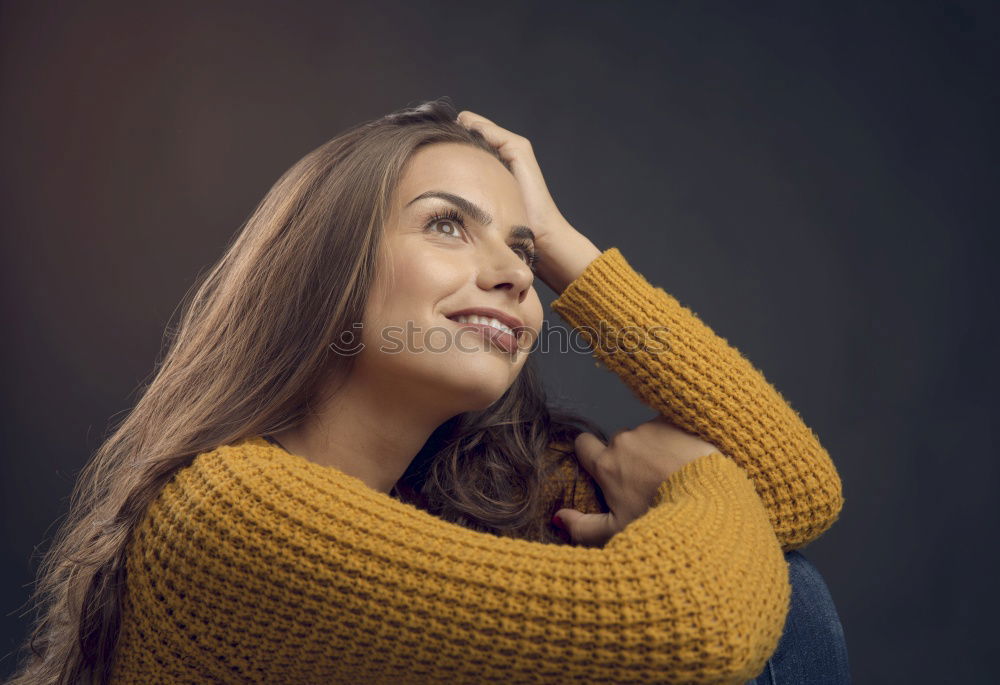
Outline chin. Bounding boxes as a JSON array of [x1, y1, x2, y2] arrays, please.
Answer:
[[457, 375, 512, 411], [442, 366, 513, 410], [465, 390, 509, 413]]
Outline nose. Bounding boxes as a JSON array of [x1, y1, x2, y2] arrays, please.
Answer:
[[475, 242, 535, 303]]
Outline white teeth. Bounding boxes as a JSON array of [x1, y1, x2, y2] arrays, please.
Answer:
[[452, 314, 514, 336]]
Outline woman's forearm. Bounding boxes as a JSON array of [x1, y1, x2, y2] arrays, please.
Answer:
[[536, 226, 603, 295], [548, 247, 845, 551]]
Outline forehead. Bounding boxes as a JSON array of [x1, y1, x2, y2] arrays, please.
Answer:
[[395, 143, 521, 207]]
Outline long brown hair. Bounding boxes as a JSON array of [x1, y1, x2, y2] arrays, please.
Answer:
[[6, 97, 609, 685]]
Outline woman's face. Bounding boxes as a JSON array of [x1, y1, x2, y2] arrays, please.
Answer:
[[358, 142, 544, 414]]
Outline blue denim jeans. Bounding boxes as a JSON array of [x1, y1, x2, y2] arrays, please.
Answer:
[[745, 550, 851, 684]]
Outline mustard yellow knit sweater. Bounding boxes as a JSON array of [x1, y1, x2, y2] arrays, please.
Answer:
[[109, 247, 844, 684]]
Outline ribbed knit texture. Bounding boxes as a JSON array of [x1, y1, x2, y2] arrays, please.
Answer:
[[108, 246, 844, 684], [547, 247, 844, 552]]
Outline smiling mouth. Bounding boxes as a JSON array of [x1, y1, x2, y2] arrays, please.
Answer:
[[444, 316, 521, 355]]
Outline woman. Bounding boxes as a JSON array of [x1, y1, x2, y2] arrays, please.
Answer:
[[8, 99, 848, 684]]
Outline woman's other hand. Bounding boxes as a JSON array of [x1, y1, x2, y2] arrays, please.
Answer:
[[455, 110, 601, 294], [555, 415, 726, 547]]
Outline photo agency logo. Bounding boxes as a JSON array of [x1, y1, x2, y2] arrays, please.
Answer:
[[327, 320, 671, 356]]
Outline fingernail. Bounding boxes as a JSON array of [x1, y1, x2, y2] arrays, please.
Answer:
[[551, 514, 565, 530]]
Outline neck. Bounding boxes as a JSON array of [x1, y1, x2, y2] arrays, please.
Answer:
[[270, 370, 460, 495]]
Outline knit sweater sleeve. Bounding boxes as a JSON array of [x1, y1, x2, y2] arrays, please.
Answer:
[[110, 437, 789, 685], [547, 247, 845, 552]]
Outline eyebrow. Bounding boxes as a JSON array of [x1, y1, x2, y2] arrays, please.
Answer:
[[405, 190, 536, 243]]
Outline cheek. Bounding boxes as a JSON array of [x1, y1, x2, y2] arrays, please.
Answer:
[[365, 250, 466, 334], [523, 297, 545, 344]]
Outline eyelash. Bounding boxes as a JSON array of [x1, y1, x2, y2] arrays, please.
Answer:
[[422, 207, 541, 272]]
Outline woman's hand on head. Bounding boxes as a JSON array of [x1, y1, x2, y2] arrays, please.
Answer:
[[456, 110, 602, 294], [555, 415, 726, 548], [456, 110, 572, 240]]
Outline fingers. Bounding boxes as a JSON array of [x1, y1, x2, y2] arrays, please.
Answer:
[[456, 110, 499, 133], [555, 433, 615, 547], [554, 508, 617, 548], [455, 110, 532, 159], [572, 431, 608, 480], [456, 110, 486, 125], [573, 431, 606, 463], [454, 110, 566, 237], [455, 110, 494, 137]]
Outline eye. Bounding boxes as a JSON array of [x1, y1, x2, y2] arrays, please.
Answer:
[[423, 207, 468, 239], [510, 239, 541, 273]]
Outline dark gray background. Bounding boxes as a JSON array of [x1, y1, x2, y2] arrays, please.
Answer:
[[2, 1, 996, 682]]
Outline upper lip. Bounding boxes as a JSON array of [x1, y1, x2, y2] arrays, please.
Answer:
[[445, 307, 524, 331]]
